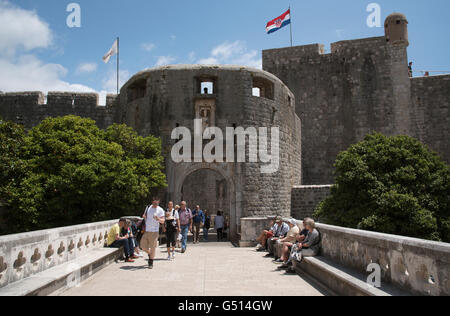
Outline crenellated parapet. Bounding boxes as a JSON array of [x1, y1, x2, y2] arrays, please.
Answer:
[[0, 91, 119, 130]]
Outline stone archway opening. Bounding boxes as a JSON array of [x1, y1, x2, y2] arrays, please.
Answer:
[[181, 169, 231, 239]]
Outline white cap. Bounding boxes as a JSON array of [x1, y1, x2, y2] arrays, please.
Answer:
[[289, 219, 298, 226]]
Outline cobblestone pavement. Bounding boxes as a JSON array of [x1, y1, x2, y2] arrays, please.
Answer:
[[57, 242, 327, 296]]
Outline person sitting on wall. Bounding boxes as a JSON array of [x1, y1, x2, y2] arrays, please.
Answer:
[[122, 219, 142, 258], [284, 218, 321, 271], [107, 218, 137, 263], [267, 216, 290, 255], [275, 219, 300, 263], [255, 220, 276, 252], [280, 218, 311, 268]]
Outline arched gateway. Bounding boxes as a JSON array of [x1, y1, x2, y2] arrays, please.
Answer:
[[118, 65, 302, 240], [170, 163, 238, 239]]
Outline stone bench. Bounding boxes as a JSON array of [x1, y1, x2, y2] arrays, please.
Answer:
[[0, 247, 121, 296], [269, 236, 409, 296], [0, 219, 122, 296], [244, 216, 450, 296]]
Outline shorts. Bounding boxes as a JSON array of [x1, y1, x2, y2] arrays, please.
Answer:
[[266, 231, 274, 239], [141, 232, 159, 250], [166, 229, 177, 248]]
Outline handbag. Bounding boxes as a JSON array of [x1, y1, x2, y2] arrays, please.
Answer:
[[138, 206, 149, 233]]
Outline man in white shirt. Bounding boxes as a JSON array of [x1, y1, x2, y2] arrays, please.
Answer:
[[141, 197, 165, 269], [214, 211, 225, 241]]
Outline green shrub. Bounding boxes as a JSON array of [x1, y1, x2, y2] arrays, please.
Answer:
[[0, 116, 166, 234], [314, 133, 450, 242]]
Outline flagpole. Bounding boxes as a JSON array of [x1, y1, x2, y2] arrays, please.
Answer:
[[289, 5, 293, 47], [116, 37, 120, 95]]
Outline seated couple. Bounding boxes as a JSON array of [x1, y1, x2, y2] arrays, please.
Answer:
[[256, 217, 321, 271]]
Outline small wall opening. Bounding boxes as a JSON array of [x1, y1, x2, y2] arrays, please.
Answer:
[[201, 82, 214, 94], [196, 76, 217, 95], [252, 77, 274, 100], [127, 78, 147, 103]]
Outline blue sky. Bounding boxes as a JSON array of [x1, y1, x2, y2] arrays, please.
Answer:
[[1, 0, 449, 103]]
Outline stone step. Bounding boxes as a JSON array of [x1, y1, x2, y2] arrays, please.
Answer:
[[0, 247, 121, 296], [293, 256, 410, 296]]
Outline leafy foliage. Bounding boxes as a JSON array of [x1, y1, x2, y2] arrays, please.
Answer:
[[314, 133, 450, 242], [0, 116, 166, 234]]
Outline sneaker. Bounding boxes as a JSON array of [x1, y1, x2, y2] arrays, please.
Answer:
[[274, 259, 283, 264], [256, 244, 262, 249], [148, 260, 153, 269], [125, 258, 135, 263], [181, 248, 186, 254], [130, 255, 139, 260], [167, 255, 171, 261]]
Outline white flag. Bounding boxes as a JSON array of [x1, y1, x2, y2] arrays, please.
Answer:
[[102, 39, 118, 64]]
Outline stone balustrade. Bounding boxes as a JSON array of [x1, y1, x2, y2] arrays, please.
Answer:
[[240, 217, 450, 296], [0, 219, 117, 289]]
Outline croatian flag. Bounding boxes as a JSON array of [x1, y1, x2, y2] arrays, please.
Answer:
[[266, 9, 291, 34]]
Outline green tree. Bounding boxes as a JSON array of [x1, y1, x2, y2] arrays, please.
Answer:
[[314, 133, 450, 242], [1, 116, 167, 234]]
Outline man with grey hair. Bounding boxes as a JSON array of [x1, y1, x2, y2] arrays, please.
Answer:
[[275, 218, 300, 263], [178, 201, 193, 253], [268, 216, 290, 255], [284, 218, 321, 271]]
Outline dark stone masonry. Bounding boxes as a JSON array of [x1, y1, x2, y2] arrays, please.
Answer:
[[291, 186, 333, 220], [0, 13, 448, 238]]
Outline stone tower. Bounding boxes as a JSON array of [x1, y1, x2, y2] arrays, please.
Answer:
[[263, 13, 414, 184], [384, 13, 412, 136], [385, 13, 409, 46]]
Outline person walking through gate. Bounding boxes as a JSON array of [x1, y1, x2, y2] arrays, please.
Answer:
[[192, 205, 205, 244], [141, 198, 165, 269], [203, 210, 211, 241], [164, 201, 180, 260], [215, 211, 225, 241], [178, 201, 193, 253]]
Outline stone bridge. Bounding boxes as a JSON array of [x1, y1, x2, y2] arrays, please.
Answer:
[[0, 218, 449, 296]]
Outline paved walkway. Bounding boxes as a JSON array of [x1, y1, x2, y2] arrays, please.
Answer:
[[57, 242, 327, 296]]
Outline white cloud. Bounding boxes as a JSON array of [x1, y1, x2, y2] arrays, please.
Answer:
[[197, 57, 219, 65], [141, 42, 156, 52], [155, 56, 176, 67], [188, 51, 196, 63], [0, 1, 120, 105], [102, 69, 130, 92], [0, 0, 52, 56], [335, 29, 345, 38], [0, 54, 95, 93], [197, 41, 262, 69], [170, 35, 177, 41], [76, 62, 97, 74]]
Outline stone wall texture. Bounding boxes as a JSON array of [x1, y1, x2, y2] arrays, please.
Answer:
[[410, 75, 450, 163], [114, 65, 302, 237], [291, 185, 332, 220], [0, 66, 302, 239], [0, 219, 117, 289], [263, 38, 450, 185], [0, 92, 117, 130], [239, 217, 450, 296]]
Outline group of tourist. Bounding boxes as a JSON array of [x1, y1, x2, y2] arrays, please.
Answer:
[[106, 198, 228, 269], [255, 216, 321, 272]]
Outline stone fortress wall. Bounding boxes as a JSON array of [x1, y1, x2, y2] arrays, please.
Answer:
[[0, 92, 118, 130], [0, 13, 449, 232], [116, 65, 302, 237], [263, 13, 450, 185]]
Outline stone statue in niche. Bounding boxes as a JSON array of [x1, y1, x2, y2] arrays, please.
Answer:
[[200, 107, 211, 131]]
